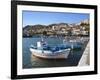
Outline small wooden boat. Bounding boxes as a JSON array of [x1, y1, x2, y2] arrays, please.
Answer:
[[30, 39, 71, 59]]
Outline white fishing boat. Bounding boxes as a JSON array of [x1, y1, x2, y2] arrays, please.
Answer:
[[30, 38, 71, 59]]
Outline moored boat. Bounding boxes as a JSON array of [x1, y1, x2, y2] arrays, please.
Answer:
[[30, 38, 71, 59], [30, 37, 84, 59], [30, 47, 70, 59]]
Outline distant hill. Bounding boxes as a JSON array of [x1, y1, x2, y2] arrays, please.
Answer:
[[23, 19, 89, 37]]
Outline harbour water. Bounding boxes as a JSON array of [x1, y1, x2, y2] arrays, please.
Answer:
[[23, 36, 89, 69]]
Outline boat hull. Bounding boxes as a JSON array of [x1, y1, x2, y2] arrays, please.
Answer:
[[30, 48, 70, 59]]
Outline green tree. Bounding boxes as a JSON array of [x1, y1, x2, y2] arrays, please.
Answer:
[[43, 31, 47, 36]]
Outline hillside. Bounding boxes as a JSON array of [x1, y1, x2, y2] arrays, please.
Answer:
[[23, 19, 89, 37]]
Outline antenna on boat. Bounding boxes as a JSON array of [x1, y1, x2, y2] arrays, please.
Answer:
[[63, 36, 67, 44], [70, 40, 74, 55], [63, 38, 66, 44], [41, 37, 44, 41]]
